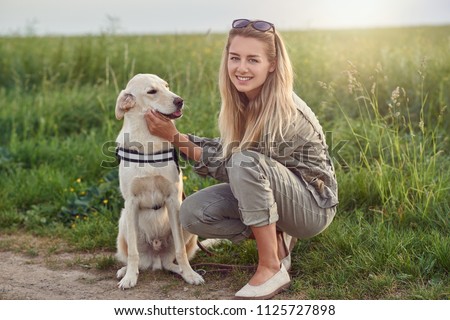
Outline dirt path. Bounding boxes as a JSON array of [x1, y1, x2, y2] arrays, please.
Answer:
[[0, 251, 236, 300], [0, 234, 236, 300], [0, 234, 298, 300]]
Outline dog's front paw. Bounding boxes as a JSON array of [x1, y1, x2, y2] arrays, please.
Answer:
[[182, 270, 205, 285], [117, 272, 138, 289]]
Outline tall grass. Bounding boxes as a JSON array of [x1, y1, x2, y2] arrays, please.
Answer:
[[321, 60, 448, 228], [0, 26, 448, 298]]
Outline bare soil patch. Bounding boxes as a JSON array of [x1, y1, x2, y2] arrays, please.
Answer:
[[0, 233, 299, 300]]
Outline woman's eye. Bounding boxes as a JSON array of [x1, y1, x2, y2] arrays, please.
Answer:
[[147, 89, 157, 94]]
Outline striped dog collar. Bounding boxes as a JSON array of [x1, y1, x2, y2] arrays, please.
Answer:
[[116, 147, 176, 164]]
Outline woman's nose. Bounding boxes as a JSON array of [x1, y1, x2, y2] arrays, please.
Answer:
[[237, 62, 248, 73]]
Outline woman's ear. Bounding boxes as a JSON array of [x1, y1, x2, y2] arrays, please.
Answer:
[[269, 60, 277, 73]]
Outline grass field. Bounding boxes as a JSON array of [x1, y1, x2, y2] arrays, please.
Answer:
[[0, 26, 448, 299]]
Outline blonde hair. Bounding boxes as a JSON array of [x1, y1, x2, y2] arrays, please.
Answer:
[[218, 24, 297, 158]]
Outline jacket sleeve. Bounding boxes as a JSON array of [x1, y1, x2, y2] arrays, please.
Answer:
[[186, 134, 229, 182]]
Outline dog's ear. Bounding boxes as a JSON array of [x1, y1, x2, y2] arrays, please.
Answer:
[[115, 90, 136, 120]]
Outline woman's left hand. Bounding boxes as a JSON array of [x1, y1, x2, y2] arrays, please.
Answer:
[[144, 109, 179, 142]]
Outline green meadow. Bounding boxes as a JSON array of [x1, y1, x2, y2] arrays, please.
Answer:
[[0, 26, 448, 299]]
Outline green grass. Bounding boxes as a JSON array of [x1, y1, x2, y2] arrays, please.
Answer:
[[0, 26, 448, 299]]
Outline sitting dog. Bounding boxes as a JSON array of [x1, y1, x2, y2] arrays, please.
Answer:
[[114, 73, 206, 289]]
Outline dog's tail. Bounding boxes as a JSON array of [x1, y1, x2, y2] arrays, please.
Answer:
[[196, 239, 230, 256]]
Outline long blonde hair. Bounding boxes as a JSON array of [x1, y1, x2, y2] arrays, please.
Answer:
[[218, 23, 297, 158]]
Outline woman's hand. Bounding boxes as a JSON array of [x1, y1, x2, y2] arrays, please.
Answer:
[[145, 109, 203, 161], [144, 109, 179, 142]]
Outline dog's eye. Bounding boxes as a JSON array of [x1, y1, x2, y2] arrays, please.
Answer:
[[147, 89, 157, 94]]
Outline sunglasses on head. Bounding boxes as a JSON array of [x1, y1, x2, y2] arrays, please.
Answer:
[[232, 19, 275, 33]]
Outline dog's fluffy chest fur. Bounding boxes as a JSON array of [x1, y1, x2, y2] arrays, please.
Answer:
[[118, 160, 181, 198]]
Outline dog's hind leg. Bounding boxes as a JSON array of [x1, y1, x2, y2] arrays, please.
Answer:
[[187, 235, 230, 259], [161, 256, 182, 275], [117, 197, 141, 289]]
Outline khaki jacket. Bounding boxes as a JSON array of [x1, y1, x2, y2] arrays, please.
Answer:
[[187, 93, 338, 209]]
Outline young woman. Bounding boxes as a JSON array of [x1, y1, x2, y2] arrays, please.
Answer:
[[145, 19, 338, 299]]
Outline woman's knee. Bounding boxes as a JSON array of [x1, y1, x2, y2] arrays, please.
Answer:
[[180, 184, 240, 237]]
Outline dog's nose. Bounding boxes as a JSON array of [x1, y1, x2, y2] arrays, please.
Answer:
[[173, 97, 183, 109]]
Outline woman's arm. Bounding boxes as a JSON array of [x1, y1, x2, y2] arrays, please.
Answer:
[[172, 132, 203, 162], [144, 110, 203, 162]]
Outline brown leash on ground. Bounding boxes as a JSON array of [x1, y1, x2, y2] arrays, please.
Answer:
[[192, 262, 256, 275], [196, 239, 215, 256], [194, 240, 256, 275]]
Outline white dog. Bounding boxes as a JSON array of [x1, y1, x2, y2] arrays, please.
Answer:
[[114, 74, 205, 289]]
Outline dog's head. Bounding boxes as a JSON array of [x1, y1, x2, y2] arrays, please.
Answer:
[[115, 74, 183, 120]]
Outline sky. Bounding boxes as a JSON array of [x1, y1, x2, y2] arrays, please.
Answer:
[[1, 0, 449, 35]]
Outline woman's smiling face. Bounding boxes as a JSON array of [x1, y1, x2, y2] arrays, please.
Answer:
[[227, 35, 276, 101]]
